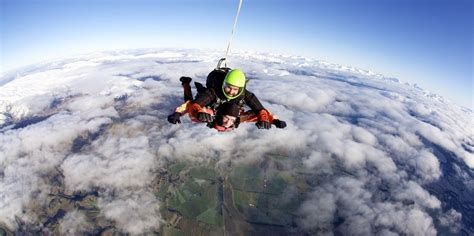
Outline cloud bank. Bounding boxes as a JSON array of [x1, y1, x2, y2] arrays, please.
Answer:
[[0, 49, 472, 234]]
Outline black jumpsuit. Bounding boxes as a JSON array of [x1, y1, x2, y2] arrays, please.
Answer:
[[193, 69, 265, 113]]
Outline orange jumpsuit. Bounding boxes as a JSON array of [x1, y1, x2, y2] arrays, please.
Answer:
[[174, 101, 278, 131]]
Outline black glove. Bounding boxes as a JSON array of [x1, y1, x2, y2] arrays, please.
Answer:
[[167, 112, 181, 124], [198, 112, 213, 122], [273, 119, 287, 129], [256, 121, 271, 129]]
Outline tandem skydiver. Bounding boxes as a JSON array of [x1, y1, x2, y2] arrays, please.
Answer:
[[167, 68, 286, 132]]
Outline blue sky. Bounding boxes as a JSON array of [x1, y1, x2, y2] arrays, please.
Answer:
[[1, 0, 472, 108]]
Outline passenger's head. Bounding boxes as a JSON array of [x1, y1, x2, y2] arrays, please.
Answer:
[[222, 69, 246, 100], [215, 102, 240, 128]]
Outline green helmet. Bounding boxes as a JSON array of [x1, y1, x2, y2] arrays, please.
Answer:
[[222, 69, 246, 100]]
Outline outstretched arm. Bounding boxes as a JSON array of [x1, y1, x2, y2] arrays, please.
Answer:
[[167, 101, 191, 124], [240, 110, 287, 129], [243, 90, 275, 129], [168, 101, 216, 124], [242, 90, 287, 129], [243, 90, 265, 112]]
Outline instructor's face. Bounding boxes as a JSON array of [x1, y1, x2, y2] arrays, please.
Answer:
[[224, 84, 240, 97]]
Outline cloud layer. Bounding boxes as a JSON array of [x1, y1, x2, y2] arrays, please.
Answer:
[[0, 49, 472, 234]]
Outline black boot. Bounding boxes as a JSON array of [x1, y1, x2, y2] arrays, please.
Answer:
[[180, 76, 192, 85], [180, 77, 193, 101]]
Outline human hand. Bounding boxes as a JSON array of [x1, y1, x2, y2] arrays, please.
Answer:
[[198, 112, 213, 122], [167, 112, 181, 124], [273, 119, 286, 129]]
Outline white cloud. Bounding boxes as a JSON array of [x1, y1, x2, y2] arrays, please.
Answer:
[[59, 210, 94, 235], [0, 49, 471, 234], [394, 181, 441, 209], [62, 122, 157, 191], [298, 190, 336, 234], [299, 177, 439, 235], [439, 209, 462, 233], [0, 111, 115, 229], [99, 190, 161, 234]]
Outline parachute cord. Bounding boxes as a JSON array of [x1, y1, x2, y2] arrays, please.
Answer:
[[223, 0, 243, 68]]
